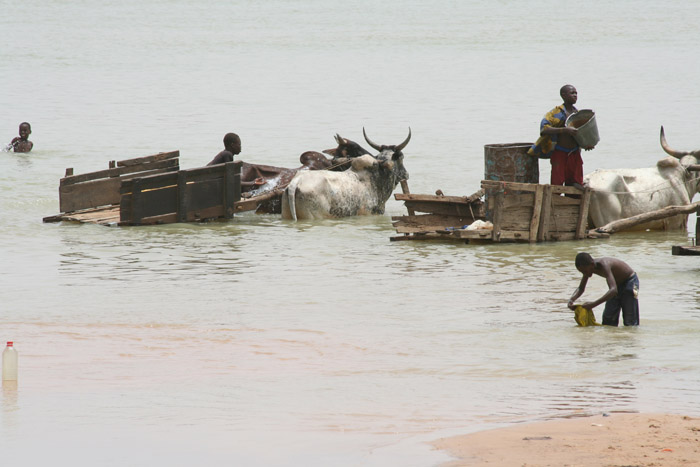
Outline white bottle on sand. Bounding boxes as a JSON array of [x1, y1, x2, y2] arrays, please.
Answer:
[[2, 341, 18, 381]]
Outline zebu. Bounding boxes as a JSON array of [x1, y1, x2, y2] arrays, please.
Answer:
[[585, 127, 700, 230], [281, 129, 411, 220]]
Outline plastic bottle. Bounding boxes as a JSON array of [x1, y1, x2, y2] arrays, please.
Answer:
[[2, 341, 18, 381]]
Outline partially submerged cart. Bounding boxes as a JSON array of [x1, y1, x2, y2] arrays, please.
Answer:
[[391, 142, 605, 243], [392, 180, 601, 243], [43, 151, 283, 226]]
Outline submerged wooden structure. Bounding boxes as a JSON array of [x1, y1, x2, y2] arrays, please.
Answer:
[[391, 180, 603, 243], [42, 151, 277, 226]]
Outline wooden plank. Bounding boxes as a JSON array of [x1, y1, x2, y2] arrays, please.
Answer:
[[575, 188, 592, 239], [177, 171, 188, 223], [392, 213, 475, 228], [394, 193, 476, 204], [401, 200, 484, 217], [120, 192, 132, 223], [116, 151, 179, 167], [538, 185, 553, 242], [223, 162, 240, 219], [120, 171, 178, 194], [400, 180, 416, 216], [235, 189, 284, 213], [59, 177, 121, 213], [455, 229, 493, 239], [501, 193, 536, 209], [550, 185, 585, 195], [131, 179, 144, 224], [60, 158, 179, 186], [43, 206, 121, 224], [491, 191, 504, 242], [672, 245, 700, 256], [529, 185, 544, 243], [481, 180, 539, 193]]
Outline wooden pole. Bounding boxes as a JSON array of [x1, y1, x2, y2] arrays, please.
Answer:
[[400, 180, 416, 216], [595, 201, 700, 234]]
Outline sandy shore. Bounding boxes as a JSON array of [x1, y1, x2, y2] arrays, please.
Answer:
[[432, 413, 700, 466]]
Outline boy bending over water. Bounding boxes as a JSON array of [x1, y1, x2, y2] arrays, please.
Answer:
[[568, 252, 639, 326], [6, 122, 33, 153]]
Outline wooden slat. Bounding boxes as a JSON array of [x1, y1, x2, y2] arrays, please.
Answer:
[[394, 193, 476, 204], [402, 200, 484, 217], [235, 189, 284, 213], [537, 185, 553, 242], [59, 177, 121, 213], [672, 245, 700, 256], [491, 191, 504, 242], [177, 171, 188, 223], [116, 150, 179, 167], [481, 180, 539, 193], [120, 172, 178, 194], [529, 185, 544, 243], [60, 158, 179, 186], [223, 162, 239, 219], [576, 188, 592, 239]]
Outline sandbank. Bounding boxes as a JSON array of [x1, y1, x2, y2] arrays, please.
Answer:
[[432, 413, 700, 466]]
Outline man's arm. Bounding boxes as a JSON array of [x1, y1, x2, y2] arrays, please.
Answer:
[[541, 125, 578, 137], [581, 268, 618, 310], [567, 276, 589, 310]]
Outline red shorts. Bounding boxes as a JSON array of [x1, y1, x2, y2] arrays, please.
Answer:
[[550, 149, 583, 186]]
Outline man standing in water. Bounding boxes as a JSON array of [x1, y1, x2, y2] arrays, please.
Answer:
[[567, 252, 640, 326], [528, 85, 591, 189], [207, 132, 241, 165]]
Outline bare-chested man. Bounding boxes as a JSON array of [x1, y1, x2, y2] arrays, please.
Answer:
[[567, 252, 639, 326]]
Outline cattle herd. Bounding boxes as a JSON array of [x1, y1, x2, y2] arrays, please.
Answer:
[[259, 126, 698, 232]]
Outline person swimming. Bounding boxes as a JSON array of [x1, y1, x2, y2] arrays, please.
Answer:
[[5, 122, 33, 153]]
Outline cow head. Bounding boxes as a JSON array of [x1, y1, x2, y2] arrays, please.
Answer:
[[659, 126, 700, 193], [332, 134, 371, 159], [362, 128, 411, 202]]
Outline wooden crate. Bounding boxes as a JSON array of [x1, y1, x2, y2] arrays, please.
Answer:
[[480, 180, 592, 243], [391, 180, 599, 243]]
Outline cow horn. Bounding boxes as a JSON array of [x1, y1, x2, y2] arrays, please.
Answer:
[[363, 127, 382, 151], [395, 127, 412, 152], [660, 126, 691, 159]]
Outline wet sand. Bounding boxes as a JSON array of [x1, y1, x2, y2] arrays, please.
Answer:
[[433, 413, 700, 466]]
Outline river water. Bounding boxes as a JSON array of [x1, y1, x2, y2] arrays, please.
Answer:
[[2, 1, 700, 465]]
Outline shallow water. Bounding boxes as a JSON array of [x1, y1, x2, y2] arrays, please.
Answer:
[[2, 1, 700, 465]]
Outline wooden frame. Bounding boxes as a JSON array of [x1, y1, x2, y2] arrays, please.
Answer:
[[119, 161, 242, 225], [58, 151, 180, 213], [391, 180, 596, 243]]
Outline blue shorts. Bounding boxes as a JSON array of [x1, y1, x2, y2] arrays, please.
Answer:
[[602, 273, 640, 326]]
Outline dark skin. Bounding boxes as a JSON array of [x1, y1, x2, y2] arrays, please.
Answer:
[[567, 257, 636, 311], [10, 123, 33, 153], [541, 85, 579, 149], [541, 85, 594, 190]]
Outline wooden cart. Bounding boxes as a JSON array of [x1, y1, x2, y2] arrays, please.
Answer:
[[392, 180, 605, 243]]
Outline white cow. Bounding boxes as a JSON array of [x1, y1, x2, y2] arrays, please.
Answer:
[[585, 127, 700, 230], [281, 129, 410, 220]]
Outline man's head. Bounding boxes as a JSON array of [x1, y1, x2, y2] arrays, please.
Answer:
[[19, 122, 31, 139], [223, 132, 241, 154], [575, 252, 594, 276], [560, 85, 578, 106]]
